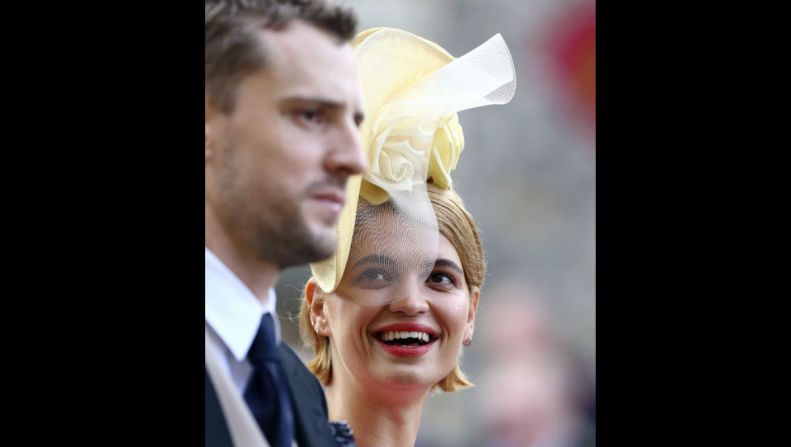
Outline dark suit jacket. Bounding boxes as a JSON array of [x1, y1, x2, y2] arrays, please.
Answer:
[[205, 343, 337, 447]]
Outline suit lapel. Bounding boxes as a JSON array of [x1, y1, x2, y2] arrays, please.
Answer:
[[278, 344, 336, 447], [206, 368, 234, 447], [206, 324, 332, 447], [206, 326, 270, 446]]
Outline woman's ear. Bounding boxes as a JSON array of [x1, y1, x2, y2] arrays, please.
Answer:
[[306, 277, 332, 337], [464, 286, 480, 343]]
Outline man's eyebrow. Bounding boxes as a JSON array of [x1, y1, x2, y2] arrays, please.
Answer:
[[352, 254, 395, 268], [280, 96, 344, 108]]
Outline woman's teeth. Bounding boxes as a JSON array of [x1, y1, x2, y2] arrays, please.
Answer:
[[379, 331, 431, 343]]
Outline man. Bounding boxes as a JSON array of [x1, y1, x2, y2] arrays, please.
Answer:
[[204, 1, 365, 445]]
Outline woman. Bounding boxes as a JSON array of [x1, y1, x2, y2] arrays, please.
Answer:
[[299, 27, 516, 447]]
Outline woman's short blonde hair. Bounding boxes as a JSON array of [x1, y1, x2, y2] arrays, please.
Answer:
[[298, 183, 485, 392]]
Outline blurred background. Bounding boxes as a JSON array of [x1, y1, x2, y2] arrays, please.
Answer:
[[276, 0, 595, 445]]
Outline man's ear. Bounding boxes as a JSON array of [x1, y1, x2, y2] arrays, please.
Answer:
[[306, 277, 332, 337], [464, 286, 480, 343]]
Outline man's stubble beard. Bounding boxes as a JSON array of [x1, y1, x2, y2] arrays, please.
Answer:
[[217, 141, 336, 270], [260, 204, 336, 268]]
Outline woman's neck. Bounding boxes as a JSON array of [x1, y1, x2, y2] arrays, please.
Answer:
[[325, 378, 430, 447]]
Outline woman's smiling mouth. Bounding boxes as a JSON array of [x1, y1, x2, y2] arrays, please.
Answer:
[[371, 323, 439, 357]]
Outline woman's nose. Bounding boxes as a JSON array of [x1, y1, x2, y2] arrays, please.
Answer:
[[386, 280, 430, 315]]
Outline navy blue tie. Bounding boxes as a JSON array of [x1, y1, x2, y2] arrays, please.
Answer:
[[244, 313, 295, 447]]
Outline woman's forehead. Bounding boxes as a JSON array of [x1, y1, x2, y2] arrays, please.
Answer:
[[348, 212, 461, 268]]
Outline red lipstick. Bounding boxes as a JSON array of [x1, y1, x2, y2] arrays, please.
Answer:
[[372, 323, 439, 358]]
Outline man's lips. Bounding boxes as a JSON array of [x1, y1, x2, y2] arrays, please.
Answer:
[[311, 191, 345, 214], [312, 191, 344, 205]]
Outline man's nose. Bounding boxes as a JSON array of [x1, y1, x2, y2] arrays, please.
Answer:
[[324, 118, 366, 176]]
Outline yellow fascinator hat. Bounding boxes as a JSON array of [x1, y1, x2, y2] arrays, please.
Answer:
[[311, 27, 516, 292]]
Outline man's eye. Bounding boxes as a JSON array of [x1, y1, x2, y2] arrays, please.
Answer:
[[296, 109, 325, 124]]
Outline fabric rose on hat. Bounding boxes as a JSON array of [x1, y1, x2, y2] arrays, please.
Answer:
[[361, 105, 463, 204], [428, 113, 464, 189]]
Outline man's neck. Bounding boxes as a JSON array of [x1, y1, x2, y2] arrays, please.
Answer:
[[213, 247, 279, 302], [206, 201, 282, 303]]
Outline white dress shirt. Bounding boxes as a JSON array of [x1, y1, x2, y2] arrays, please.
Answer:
[[205, 247, 281, 394]]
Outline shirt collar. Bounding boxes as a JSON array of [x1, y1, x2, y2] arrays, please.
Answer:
[[205, 247, 279, 362]]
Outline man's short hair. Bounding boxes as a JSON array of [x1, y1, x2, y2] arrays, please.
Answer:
[[206, 0, 358, 112]]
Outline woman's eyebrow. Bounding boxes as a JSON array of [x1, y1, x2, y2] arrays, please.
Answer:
[[433, 258, 463, 274], [352, 254, 396, 268]]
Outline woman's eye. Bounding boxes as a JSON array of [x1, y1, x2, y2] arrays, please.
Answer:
[[355, 269, 392, 289], [360, 270, 386, 281], [428, 272, 457, 288]]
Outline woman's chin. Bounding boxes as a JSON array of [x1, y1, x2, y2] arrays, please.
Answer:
[[366, 364, 443, 394]]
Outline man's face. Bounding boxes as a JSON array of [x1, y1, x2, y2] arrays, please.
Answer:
[[206, 21, 366, 268]]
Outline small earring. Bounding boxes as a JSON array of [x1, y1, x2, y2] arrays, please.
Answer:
[[463, 337, 472, 347]]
